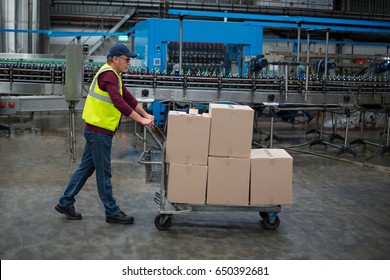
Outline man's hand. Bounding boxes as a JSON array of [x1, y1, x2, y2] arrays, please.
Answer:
[[141, 117, 153, 127], [145, 114, 155, 126], [129, 110, 155, 127]]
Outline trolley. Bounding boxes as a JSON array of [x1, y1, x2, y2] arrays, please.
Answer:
[[138, 125, 282, 231]]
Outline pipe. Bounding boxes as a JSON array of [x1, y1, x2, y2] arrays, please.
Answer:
[[324, 29, 330, 80], [305, 32, 310, 101], [285, 65, 288, 100], [297, 23, 301, 63], [179, 15, 184, 73]]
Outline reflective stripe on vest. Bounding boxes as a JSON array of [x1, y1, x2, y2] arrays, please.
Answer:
[[87, 91, 113, 104], [82, 64, 123, 131]]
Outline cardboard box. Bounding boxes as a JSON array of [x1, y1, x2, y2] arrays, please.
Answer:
[[207, 157, 250, 205], [208, 103, 254, 158], [167, 163, 207, 204], [250, 149, 293, 205], [165, 111, 211, 165]]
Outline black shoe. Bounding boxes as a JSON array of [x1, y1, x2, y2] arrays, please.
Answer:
[[106, 211, 134, 224], [55, 204, 82, 220]]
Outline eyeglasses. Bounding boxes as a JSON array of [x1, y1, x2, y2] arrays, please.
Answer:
[[117, 56, 131, 63]]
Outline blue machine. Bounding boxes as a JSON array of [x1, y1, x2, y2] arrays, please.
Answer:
[[132, 18, 264, 76], [133, 18, 265, 125]]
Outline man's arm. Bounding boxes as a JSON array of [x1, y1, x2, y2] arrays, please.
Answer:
[[128, 110, 153, 126], [134, 104, 154, 125], [122, 86, 154, 126], [99, 72, 153, 125]]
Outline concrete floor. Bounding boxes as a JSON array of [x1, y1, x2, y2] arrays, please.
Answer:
[[0, 111, 389, 260]]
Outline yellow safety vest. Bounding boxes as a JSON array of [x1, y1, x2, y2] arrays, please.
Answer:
[[82, 64, 123, 132]]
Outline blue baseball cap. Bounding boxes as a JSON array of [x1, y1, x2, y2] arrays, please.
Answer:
[[108, 44, 138, 58]]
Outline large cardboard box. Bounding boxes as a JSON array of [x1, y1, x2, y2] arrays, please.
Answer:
[[207, 156, 250, 205], [208, 103, 254, 158], [167, 163, 208, 204], [250, 149, 293, 205], [165, 111, 211, 165]]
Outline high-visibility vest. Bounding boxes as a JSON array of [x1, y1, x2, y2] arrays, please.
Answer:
[[82, 64, 123, 132]]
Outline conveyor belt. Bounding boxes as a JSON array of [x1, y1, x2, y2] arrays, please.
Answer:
[[1, 58, 390, 115]]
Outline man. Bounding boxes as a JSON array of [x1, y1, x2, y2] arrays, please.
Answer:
[[55, 43, 154, 224]]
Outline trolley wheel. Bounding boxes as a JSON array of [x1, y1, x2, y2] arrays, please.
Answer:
[[261, 215, 280, 230], [259, 212, 268, 219], [154, 214, 172, 231]]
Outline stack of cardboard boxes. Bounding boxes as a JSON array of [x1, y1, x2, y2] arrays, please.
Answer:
[[165, 110, 210, 204], [165, 103, 293, 206]]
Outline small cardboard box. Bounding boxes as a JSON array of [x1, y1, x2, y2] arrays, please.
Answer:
[[207, 156, 250, 205], [208, 103, 254, 158], [167, 163, 207, 204], [250, 149, 293, 205], [165, 111, 211, 165]]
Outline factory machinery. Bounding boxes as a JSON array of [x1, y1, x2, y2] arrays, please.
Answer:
[[1, 53, 389, 109], [1, 52, 390, 156], [2, 16, 390, 116]]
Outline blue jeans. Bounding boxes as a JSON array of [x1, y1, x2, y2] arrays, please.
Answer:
[[59, 128, 120, 217]]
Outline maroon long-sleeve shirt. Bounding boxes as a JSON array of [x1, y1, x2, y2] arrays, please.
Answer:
[[85, 70, 139, 135]]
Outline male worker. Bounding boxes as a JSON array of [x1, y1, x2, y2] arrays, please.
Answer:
[[55, 43, 154, 224]]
